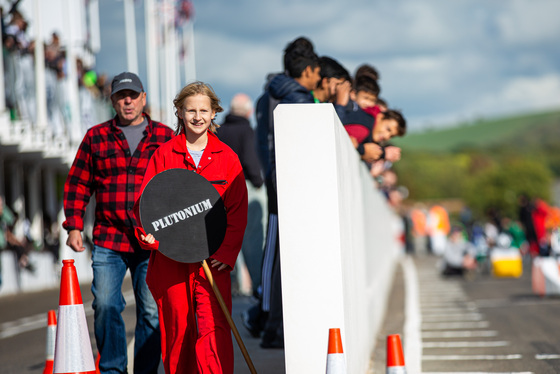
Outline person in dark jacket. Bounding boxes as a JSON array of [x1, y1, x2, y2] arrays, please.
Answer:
[[217, 93, 266, 298], [217, 93, 263, 189], [248, 36, 321, 349], [313, 56, 352, 121]]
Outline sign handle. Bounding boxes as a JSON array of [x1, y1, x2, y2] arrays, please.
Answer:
[[201, 260, 258, 374]]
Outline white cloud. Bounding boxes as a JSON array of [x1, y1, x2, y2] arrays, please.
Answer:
[[92, 0, 560, 131], [193, 30, 281, 93], [484, 74, 560, 111], [496, 0, 560, 45]]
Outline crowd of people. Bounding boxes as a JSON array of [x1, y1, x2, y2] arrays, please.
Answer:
[[405, 195, 560, 278], [1, 6, 112, 135], [234, 36, 408, 350]]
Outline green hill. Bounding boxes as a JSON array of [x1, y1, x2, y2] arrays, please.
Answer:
[[392, 109, 560, 153]]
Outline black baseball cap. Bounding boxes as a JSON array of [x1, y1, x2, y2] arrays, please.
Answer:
[[111, 72, 144, 96]]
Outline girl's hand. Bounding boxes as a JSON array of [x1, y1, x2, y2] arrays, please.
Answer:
[[210, 259, 229, 271], [140, 233, 155, 244]]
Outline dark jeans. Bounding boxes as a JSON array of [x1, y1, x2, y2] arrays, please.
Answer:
[[92, 245, 160, 374]]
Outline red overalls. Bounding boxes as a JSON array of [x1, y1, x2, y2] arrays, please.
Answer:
[[135, 131, 248, 373]]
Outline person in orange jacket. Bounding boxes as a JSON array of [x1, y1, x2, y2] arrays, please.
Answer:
[[135, 81, 248, 374]]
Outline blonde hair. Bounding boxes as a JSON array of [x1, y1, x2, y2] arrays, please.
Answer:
[[173, 81, 224, 135]]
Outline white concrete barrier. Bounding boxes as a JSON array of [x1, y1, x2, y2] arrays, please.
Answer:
[[274, 104, 403, 373], [0, 233, 93, 297]]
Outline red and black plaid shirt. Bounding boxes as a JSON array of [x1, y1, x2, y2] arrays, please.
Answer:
[[63, 113, 175, 253]]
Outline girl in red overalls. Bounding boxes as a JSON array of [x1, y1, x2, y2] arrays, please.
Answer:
[[135, 82, 248, 373]]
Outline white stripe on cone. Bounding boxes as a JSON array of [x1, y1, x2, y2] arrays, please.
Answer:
[[387, 366, 407, 374], [46, 324, 56, 360], [326, 353, 346, 374], [53, 304, 96, 373]]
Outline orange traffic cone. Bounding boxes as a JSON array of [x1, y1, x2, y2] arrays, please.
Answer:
[[95, 353, 101, 374], [386, 334, 406, 374], [326, 328, 346, 374], [53, 259, 96, 374], [43, 310, 57, 374]]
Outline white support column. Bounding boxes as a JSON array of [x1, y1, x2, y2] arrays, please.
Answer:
[[124, 0, 139, 74], [33, 0, 48, 130], [7, 162, 25, 222], [0, 16, 5, 114], [163, 0, 177, 126], [88, 0, 101, 53], [183, 21, 197, 84], [26, 164, 43, 247], [63, 0, 82, 143], [145, 0, 161, 120]]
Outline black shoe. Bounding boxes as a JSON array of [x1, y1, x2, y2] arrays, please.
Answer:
[[260, 336, 284, 349], [260, 331, 284, 349], [241, 311, 261, 338]]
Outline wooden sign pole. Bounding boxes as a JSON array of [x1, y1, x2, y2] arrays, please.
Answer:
[[201, 260, 257, 374]]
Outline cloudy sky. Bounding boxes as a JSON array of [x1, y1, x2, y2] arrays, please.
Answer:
[[94, 0, 560, 132]]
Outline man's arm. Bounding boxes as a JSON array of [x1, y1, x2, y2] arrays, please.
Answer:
[[66, 229, 86, 252]]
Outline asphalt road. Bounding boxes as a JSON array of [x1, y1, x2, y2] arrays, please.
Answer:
[[373, 254, 560, 374], [2, 254, 559, 374], [0, 275, 284, 374]]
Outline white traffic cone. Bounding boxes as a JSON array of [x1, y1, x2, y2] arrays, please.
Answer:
[[43, 310, 57, 374], [326, 328, 347, 374], [53, 259, 96, 374]]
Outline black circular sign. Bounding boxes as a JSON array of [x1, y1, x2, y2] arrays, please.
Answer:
[[139, 168, 227, 263]]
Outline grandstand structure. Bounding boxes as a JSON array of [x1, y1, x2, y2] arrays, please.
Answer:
[[0, 0, 107, 294]]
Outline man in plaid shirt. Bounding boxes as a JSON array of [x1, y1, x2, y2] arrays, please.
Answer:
[[63, 72, 174, 374]]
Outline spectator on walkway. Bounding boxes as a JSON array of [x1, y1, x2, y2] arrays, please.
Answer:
[[355, 63, 380, 81], [343, 74, 406, 164], [0, 196, 16, 288], [0, 197, 32, 282], [426, 204, 451, 256], [4, 10, 30, 51], [501, 216, 527, 252], [410, 204, 429, 254], [440, 225, 477, 276], [313, 56, 351, 120], [251, 36, 321, 349], [217, 93, 266, 297], [63, 72, 174, 374], [136, 81, 248, 374], [518, 194, 539, 257]]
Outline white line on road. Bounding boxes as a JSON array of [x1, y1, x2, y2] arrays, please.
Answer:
[[535, 354, 560, 360], [422, 330, 498, 338], [0, 290, 135, 339], [0, 314, 48, 339], [422, 372, 534, 374], [423, 354, 523, 361], [403, 256, 422, 374], [420, 291, 466, 296], [421, 302, 477, 308], [421, 306, 479, 313], [476, 298, 560, 308], [423, 341, 509, 348], [422, 321, 490, 330], [422, 313, 484, 321]]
